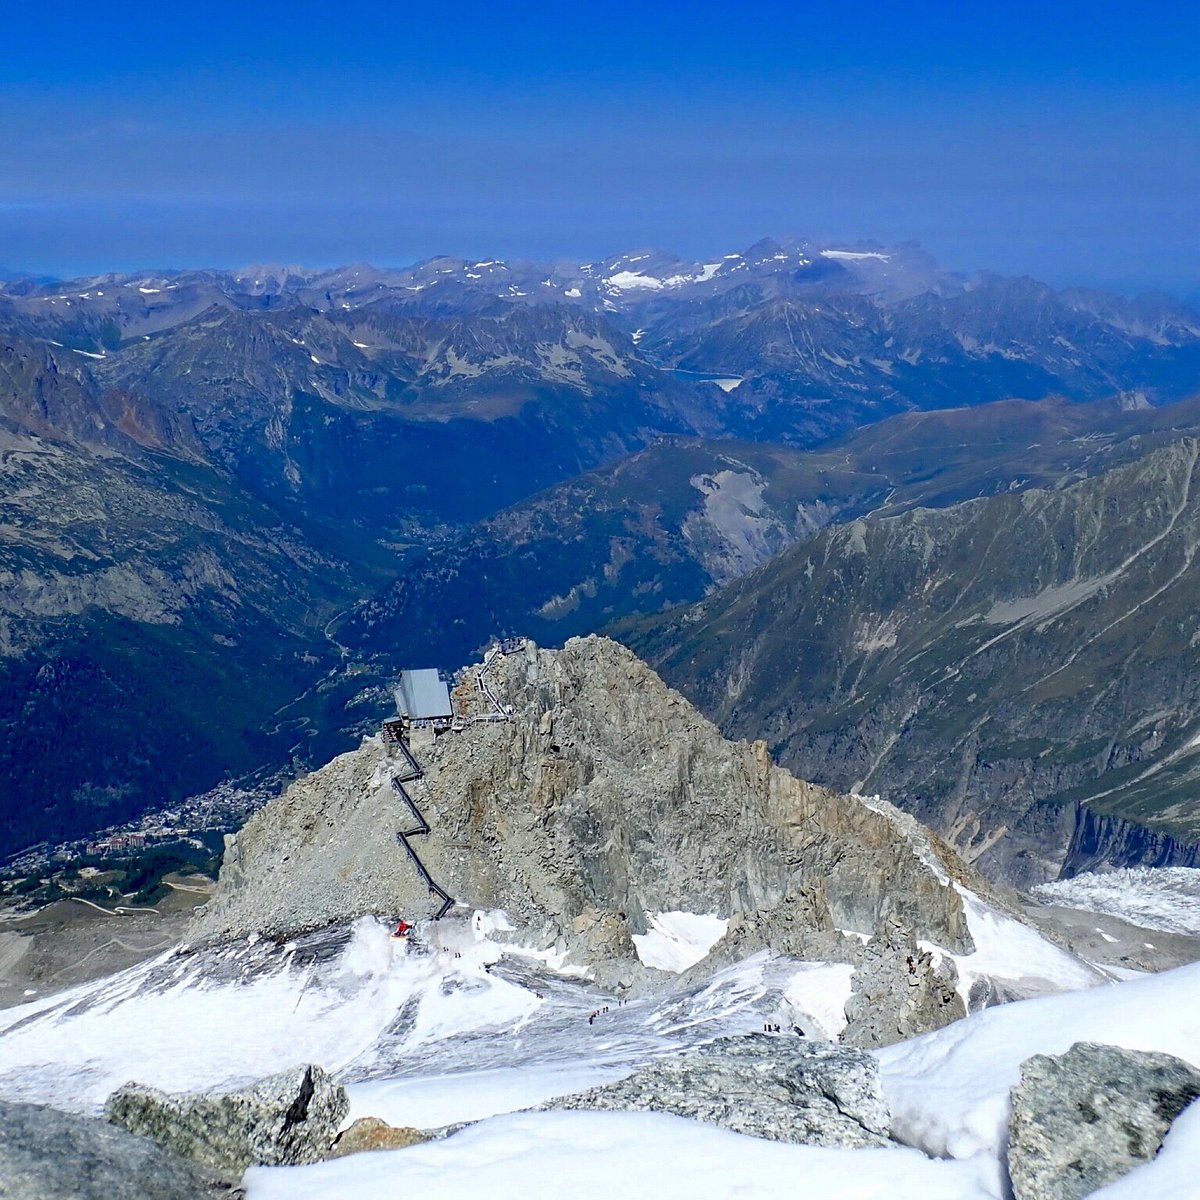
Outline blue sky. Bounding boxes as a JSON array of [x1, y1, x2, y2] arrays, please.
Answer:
[[2, 1, 1197, 294]]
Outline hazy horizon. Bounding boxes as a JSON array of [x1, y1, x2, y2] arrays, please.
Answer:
[[1, 240, 1198, 307], [3, 1, 1197, 297]]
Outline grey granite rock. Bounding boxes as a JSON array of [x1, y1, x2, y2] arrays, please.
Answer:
[[546, 1032, 891, 1147], [193, 640, 980, 987], [841, 913, 966, 1048], [0, 1098, 238, 1199], [105, 1063, 349, 1176], [1007, 1041, 1200, 1200]]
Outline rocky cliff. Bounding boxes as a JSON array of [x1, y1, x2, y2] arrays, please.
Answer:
[[1062, 804, 1200, 878], [193, 638, 985, 1002]]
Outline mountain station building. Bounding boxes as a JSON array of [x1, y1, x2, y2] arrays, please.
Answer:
[[392, 668, 454, 726]]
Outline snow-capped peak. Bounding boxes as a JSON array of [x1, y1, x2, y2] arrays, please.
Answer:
[[820, 249, 892, 262]]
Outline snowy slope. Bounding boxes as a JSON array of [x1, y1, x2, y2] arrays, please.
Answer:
[[1, 906, 1196, 1200], [244, 1111, 995, 1200], [631, 911, 728, 973], [0, 916, 839, 1117], [927, 887, 1105, 1003], [0, 888, 1097, 1116], [878, 962, 1200, 1166], [244, 962, 1200, 1200]]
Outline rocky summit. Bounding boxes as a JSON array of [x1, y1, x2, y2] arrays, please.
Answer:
[[192, 637, 1012, 1038]]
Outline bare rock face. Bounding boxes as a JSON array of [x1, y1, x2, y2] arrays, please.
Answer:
[[330, 1116, 429, 1158], [1007, 1041, 1200, 1200], [0, 1098, 238, 1200], [545, 1034, 891, 1147], [841, 914, 966, 1048], [104, 1064, 349, 1176], [194, 638, 979, 987]]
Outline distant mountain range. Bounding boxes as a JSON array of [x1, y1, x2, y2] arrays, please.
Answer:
[[2, 238, 1199, 868], [4, 242, 1198, 452], [338, 393, 1200, 671]]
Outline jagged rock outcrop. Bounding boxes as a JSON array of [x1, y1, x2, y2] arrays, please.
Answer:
[[194, 639, 981, 996], [544, 1034, 891, 1147], [841, 914, 965, 1047], [104, 1064, 348, 1176], [1007, 1042, 1200, 1200], [0, 1098, 238, 1199]]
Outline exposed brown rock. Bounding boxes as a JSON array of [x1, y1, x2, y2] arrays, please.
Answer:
[[329, 1117, 429, 1158]]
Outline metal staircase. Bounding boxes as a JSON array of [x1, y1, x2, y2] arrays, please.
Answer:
[[385, 637, 525, 922]]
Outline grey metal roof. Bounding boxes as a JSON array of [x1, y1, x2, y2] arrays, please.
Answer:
[[394, 668, 453, 720]]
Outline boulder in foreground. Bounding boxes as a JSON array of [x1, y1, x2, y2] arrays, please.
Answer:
[[0, 1097, 237, 1199], [1007, 1040, 1200, 1200], [547, 1033, 891, 1147], [105, 1063, 349, 1176]]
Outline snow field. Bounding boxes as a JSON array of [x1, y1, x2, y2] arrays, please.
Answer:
[[820, 250, 892, 261], [924, 887, 1104, 1004], [781, 962, 853, 1039], [243, 1110, 995, 1200], [877, 960, 1200, 1166], [2, 896, 1198, 1200], [631, 911, 728, 973], [0, 916, 537, 1114], [0, 945, 396, 1111], [345, 1064, 633, 1130], [245, 958, 1200, 1200], [0, 920, 819, 1118]]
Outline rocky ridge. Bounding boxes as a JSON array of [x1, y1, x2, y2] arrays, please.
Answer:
[[341, 394, 1200, 677], [190, 638, 1047, 1041], [543, 1034, 891, 1148], [630, 440, 1200, 887]]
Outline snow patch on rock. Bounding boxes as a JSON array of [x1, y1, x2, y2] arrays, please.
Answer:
[[922, 888, 1104, 1005], [633, 912, 728, 973], [783, 962, 854, 1038]]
